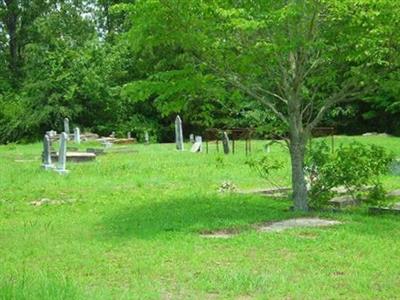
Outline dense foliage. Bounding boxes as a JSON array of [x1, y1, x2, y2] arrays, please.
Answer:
[[305, 141, 394, 208], [0, 0, 399, 143]]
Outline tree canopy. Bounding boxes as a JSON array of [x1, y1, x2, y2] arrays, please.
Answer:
[[0, 0, 399, 143]]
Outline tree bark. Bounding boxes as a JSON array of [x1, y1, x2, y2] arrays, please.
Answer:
[[289, 127, 309, 211], [288, 91, 309, 211]]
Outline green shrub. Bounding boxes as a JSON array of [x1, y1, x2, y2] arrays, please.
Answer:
[[305, 141, 393, 208]]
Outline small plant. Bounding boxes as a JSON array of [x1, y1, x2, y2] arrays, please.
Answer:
[[246, 155, 284, 188], [305, 141, 394, 208], [218, 181, 237, 193]]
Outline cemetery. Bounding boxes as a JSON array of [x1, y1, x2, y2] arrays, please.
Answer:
[[1, 114, 400, 298], [1, 0, 400, 299]]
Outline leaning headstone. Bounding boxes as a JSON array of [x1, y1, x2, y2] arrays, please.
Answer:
[[55, 132, 68, 174], [189, 134, 195, 144], [74, 127, 81, 144], [64, 118, 70, 137], [144, 131, 149, 144], [42, 134, 54, 170], [190, 136, 203, 153], [222, 131, 230, 154], [175, 115, 184, 151]]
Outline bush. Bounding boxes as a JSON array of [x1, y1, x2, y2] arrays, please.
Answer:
[[305, 141, 393, 208]]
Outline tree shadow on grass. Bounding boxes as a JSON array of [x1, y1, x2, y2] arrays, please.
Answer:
[[97, 194, 300, 240]]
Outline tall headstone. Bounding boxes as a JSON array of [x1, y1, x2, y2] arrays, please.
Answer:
[[190, 136, 203, 153], [175, 115, 184, 151], [189, 134, 195, 144], [127, 132, 132, 139], [64, 118, 70, 136], [42, 134, 54, 170], [144, 131, 149, 144], [74, 127, 81, 144], [222, 131, 230, 154], [110, 131, 115, 138], [56, 132, 68, 174]]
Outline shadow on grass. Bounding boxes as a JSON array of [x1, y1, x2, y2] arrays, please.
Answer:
[[97, 194, 303, 240]]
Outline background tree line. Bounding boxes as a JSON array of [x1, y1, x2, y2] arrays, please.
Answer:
[[0, 0, 399, 144]]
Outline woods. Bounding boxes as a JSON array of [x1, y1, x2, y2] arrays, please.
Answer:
[[0, 0, 399, 144]]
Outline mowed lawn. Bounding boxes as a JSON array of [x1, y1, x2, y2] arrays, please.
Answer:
[[0, 136, 399, 299]]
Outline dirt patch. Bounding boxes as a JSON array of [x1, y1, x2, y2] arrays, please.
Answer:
[[30, 198, 77, 207], [256, 217, 342, 233], [199, 217, 341, 238], [199, 228, 240, 239]]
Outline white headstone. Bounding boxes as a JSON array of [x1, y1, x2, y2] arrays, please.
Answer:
[[56, 132, 68, 174], [190, 136, 203, 153], [189, 134, 195, 143], [175, 115, 184, 151], [74, 127, 81, 144], [144, 131, 149, 144], [127, 132, 132, 139], [46, 130, 57, 138], [64, 118, 70, 135]]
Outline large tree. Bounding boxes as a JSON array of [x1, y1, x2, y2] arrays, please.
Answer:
[[121, 0, 398, 210]]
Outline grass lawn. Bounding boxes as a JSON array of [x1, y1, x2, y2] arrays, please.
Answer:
[[0, 136, 399, 299]]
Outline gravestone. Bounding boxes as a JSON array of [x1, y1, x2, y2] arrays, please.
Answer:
[[175, 115, 184, 151], [102, 140, 113, 148], [42, 134, 54, 170], [110, 131, 116, 138], [55, 132, 68, 174], [127, 132, 131, 139], [190, 136, 203, 153], [222, 131, 230, 154], [189, 134, 195, 144], [46, 130, 57, 138], [144, 131, 149, 144], [64, 118, 70, 138], [389, 159, 400, 176], [387, 189, 400, 197], [74, 127, 81, 144], [329, 195, 360, 208]]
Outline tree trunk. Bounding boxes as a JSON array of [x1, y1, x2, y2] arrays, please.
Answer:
[[289, 93, 309, 211], [289, 133, 308, 211], [288, 112, 309, 211]]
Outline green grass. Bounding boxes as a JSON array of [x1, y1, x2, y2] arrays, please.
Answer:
[[0, 136, 399, 299]]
